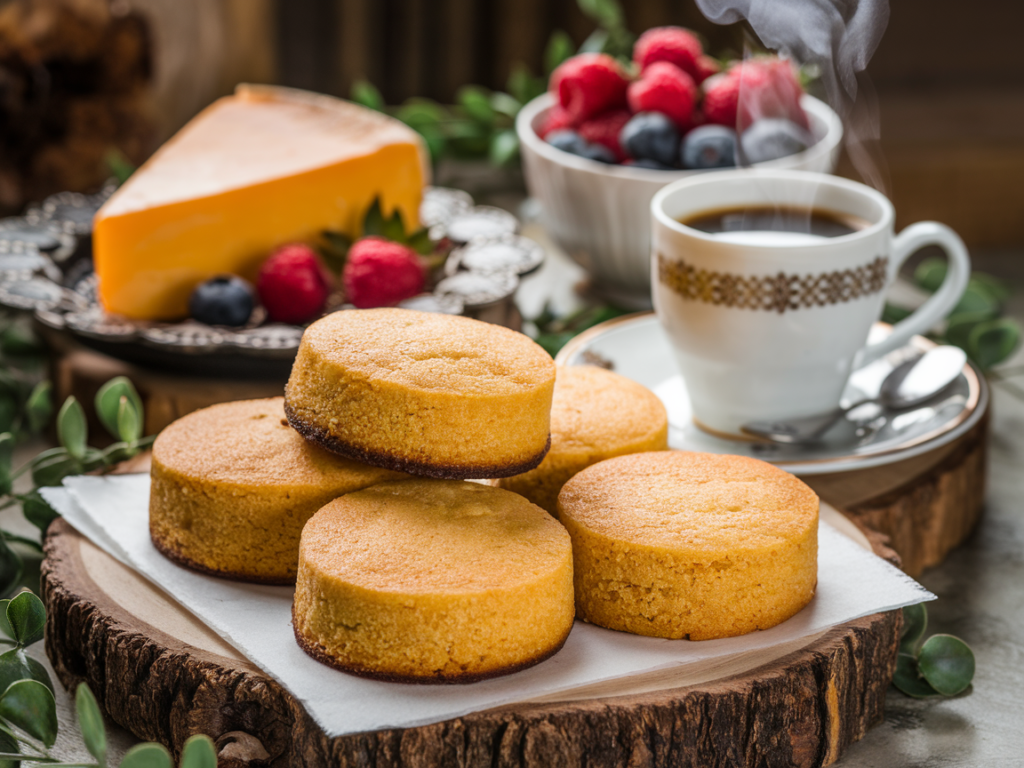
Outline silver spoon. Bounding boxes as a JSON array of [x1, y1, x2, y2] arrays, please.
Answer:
[[742, 346, 968, 444]]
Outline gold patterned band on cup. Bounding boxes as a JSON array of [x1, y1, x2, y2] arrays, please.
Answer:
[[657, 253, 889, 314]]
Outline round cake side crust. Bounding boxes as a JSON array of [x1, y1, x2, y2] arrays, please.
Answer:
[[291, 603, 573, 684], [150, 532, 297, 586], [284, 400, 551, 479]]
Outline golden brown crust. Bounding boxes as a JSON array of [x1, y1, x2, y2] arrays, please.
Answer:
[[285, 400, 551, 479], [150, 532, 295, 586], [291, 604, 572, 684]]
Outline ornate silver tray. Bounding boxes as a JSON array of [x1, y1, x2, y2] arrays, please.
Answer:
[[0, 187, 542, 377]]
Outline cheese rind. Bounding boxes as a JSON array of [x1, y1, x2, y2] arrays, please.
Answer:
[[94, 85, 429, 320]]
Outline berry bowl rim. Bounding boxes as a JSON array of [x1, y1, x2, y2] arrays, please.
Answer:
[[515, 91, 844, 182]]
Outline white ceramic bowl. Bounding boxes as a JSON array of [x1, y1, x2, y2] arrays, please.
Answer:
[[516, 92, 844, 308]]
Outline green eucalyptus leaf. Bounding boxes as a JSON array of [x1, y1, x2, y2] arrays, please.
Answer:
[[0, 323, 41, 357], [116, 397, 142, 443], [415, 125, 446, 163], [0, 649, 53, 694], [954, 281, 1001, 319], [396, 99, 446, 129], [0, 726, 18, 768], [967, 317, 1021, 370], [489, 91, 521, 119], [350, 79, 384, 112], [24, 382, 52, 435], [100, 442, 137, 468], [600, 25, 636, 60], [0, 542, 21, 601], [0, 434, 12, 497], [506, 64, 546, 105], [95, 378, 143, 442], [119, 743, 172, 768], [913, 257, 946, 293], [969, 272, 1012, 303], [489, 129, 520, 167], [0, 680, 57, 747], [917, 634, 975, 696], [456, 86, 496, 125], [0, 399, 15, 437], [544, 29, 576, 74], [5, 592, 45, 647], [577, 0, 624, 29], [179, 734, 217, 768], [578, 28, 609, 54], [31, 452, 81, 488], [75, 683, 107, 765], [56, 398, 87, 460], [900, 603, 927, 654], [892, 652, 942, 698], [362, 198, 385, 237], [0, 603, 11, 639]]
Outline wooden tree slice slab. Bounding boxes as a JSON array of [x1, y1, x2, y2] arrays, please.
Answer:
[[42, 514, 901, 768]]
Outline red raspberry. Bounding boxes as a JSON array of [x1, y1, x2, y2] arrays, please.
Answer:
[[702, 72, 741, 128], [633, 27, 704, 81], [705, 59, 808, 131], [627, 62, 697, 129], [257, 244, 331, 324], [538, 105, 575, 138], [550, 53, 629, 123], [694, 55, 721, 84], [578, 109, 632, 162], [343, 237, 425, 309]]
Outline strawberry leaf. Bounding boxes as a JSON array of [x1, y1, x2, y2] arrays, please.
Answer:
[[362, 198, 385, 237]]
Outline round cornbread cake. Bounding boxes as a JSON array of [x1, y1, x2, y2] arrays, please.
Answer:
[[558, 451, 818, 641], [284, 308, 555, 479], [292, 479, 575, 683], [498, 365, 668, 514], [149, 397, 407, 584]]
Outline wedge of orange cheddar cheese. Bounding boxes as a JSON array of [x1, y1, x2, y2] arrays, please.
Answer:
[[93, 84, 429, 321]]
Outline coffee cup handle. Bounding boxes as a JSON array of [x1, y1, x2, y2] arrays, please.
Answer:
[[854, 222, 971, 369]]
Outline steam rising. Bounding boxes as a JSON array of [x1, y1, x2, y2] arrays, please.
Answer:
[[695, 0, 891, 191]]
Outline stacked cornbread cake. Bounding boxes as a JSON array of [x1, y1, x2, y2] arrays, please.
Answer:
[[149, 397, 408, 583], [293, 480, 574, 682], [498, 365, 668, 514], [284, 308, 556, 478], [558, 451, 818, 640]]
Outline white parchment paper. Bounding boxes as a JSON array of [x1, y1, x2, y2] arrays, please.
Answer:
[[42, 475, 932, 738]]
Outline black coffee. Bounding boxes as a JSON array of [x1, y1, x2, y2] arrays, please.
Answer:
[[680, 206, 870, 238]]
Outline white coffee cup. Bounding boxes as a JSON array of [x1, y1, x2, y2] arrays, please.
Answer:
[[651, 169, 970, 437]]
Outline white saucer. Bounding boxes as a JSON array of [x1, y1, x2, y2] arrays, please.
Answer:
[[555, 312, 987, 476]]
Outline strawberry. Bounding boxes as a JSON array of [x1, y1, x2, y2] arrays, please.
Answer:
[[577, 109, 632, 162], [343, 237, 425, 309], [627, 62, 697, 130], [257, 244, 331, 324], [704, 58, 808, 131], [633, 26, 704, 81], [550, 53, 629, 123], [538, 105, 575, 138]]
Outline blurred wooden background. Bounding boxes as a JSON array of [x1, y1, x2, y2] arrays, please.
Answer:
[[3, 0, 1023, 247]]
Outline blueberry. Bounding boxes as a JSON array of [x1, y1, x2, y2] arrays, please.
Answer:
[[681, 125, 738, 169], [547, 130, 615, 163], [738, 119, 812, 165], [627, 158, 677, 170], [577, 143, 616, 163], [546, 130, 588, 155], [620, 113, 680, 166], [189, 276, 254, 326]]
